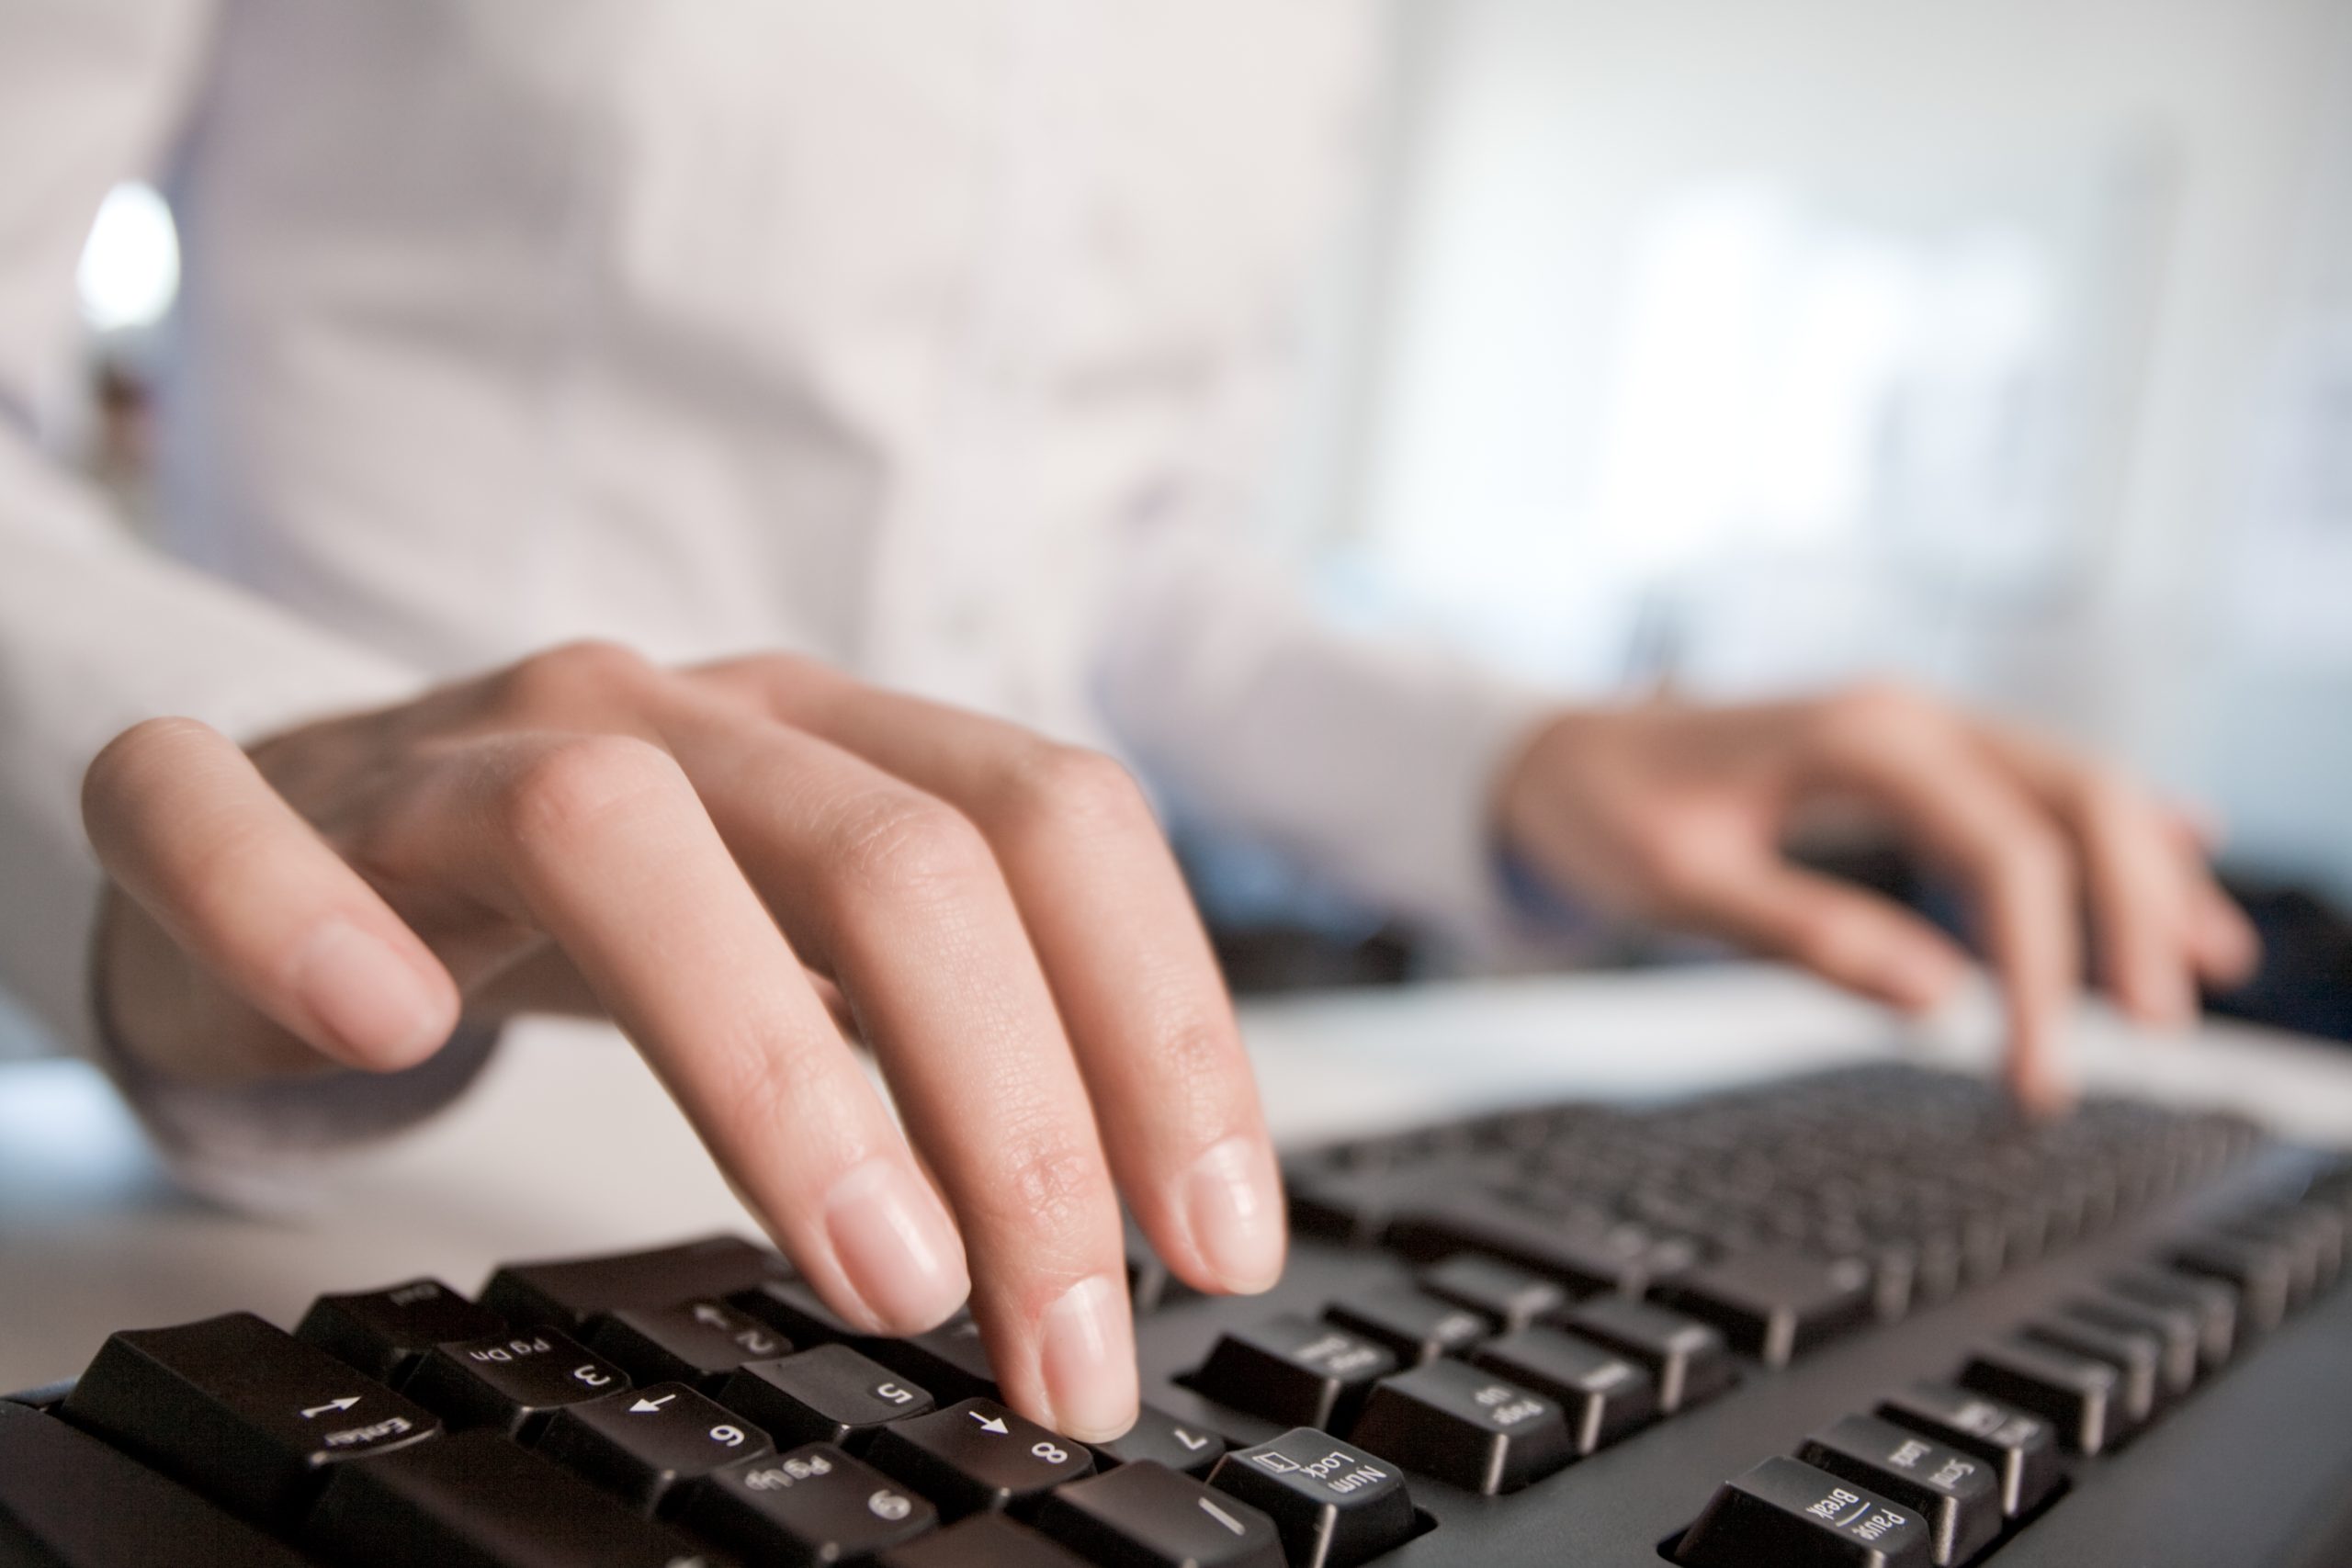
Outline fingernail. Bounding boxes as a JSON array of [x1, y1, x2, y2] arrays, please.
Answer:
[[293, 919, 450, 1067], [1039, 1273, 1136, 1442], [1183, 1135, 1285, 1293], [824, 1159, 969, 1333]]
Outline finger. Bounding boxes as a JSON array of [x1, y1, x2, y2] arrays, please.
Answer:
[[2186, 878, 2262, 989], [1638, 834, 1971, 1015], [711, 655, 1284, 1299], [1806, 702, 2081, 1111], [1973, 728, 2207, 1029], [382, 729, 971, 1340], [653, 698, 1137, 1441], [81, 717, 461, 1076], [2154, 807, 2263, 987]]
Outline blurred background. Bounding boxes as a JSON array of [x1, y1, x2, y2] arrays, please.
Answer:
[[47, 0, 2352, 1032]]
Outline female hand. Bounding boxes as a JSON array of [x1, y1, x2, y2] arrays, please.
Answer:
[[82, 641, 1286, 1441], [1498, 683, 2260, 1108]]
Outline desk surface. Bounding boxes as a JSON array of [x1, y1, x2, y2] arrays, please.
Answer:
[[6, 962, 2350, 1393]]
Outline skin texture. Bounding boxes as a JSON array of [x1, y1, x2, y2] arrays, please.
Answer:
[[1496, 683, 2260, 1110], [81, 653, 2257, 1436], [81, 643, 1283, 1443]]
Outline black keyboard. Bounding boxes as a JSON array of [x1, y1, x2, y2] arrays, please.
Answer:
[[8, 1062, 2352, 1567]]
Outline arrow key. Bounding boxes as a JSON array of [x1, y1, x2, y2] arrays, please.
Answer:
[[586, 1298, 793, 1393], [864, 1397, 1095, 1519], [1086, 1403, 1229, 1478], [534, 1381, 774, 1516]]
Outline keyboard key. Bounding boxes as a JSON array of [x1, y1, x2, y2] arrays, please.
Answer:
[[1653, 1248, 1875, 1367], [864, 1397, 1095, 1518], [1323, 1286, 1493, 1366], [533, 1382, 772, 1515], [584, 1298, 793, 1392], [863, 1310, 1003, 1404], [2064, 1292, 2199, 1398], [0, 1400, 312, 1568], [1466, 1326, 1655, 1454], [1874, 1382, 2062, 1518], [1346, 1359, 1573, 1495], [1960, 1337, 2127, 1456], [2224, 1209, 2339, 1304], [297, 1278, 508, 1385], [2022, 1314, 2162, 1426], [730, 1279, 864, 1346], [678, 1442, 935, 1565], [879, 1512, 1093, 1568], [1392, 1196, 1695, 1297], [1286, 1168, 1439, 1247], [1188, 1317, 1396, 1430], [405, 1329, 631, 1440], [1207, 1429, 1419, 1568], [1085, 1404, 1229, 1478], [715, 1344, 934, 1451], [481, 1235, 789, 1332], [1035, 1460, 1286, 1568], [2170, 1232, 2293, 1336], [305, 1427, 707, 1568], [1674, 1455, 1932, 1568], [1556, 1296, 1734, 1415], [1418, 1256, 1566, 1332], [2109, 1267, 2238, 1371], [59, 1312, 440, 1523], [1127, 1213, 1175, 1314], [1796, 1414, 2002, 1567]]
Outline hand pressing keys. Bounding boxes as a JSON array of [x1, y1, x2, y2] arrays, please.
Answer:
[[84, 644, 1291, 1444]]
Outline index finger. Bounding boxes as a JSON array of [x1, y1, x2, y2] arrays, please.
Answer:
[[1807, 709, 2081, 1110], [702, 657, 1285, 1299]]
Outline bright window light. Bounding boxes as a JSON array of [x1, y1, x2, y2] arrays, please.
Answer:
[[76, 181, 181, 333]]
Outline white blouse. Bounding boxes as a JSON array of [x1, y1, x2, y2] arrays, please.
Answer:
[[0, 0, 1550, 1178]]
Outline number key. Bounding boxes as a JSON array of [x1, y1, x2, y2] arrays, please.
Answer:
[[864, 1397, 1095, 1519], [534, 1381, 773, 1516], [403, 1328, 630, 1440], [1086, 1404, 1228, 1478], [680, 1442, 936, 1565], [585, 1298, 792, 1392], [716, 1344, 933, 1452]]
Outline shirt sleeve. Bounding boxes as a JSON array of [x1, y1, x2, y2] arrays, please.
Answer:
[[1088, 310, 1561, 934], [1092, 514, 1559, 933], [0, 0, 489, 1186]]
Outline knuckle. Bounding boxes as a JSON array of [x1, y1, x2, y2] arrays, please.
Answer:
[[993, 1134, 1109, 1238], [822, 791, 995, 903], [498, 733, 684, 851], [499, 639, 656, 716], [2069, 762, 2142, 827], [710, 1032, 835, 1151], [1812, 679, 1939, 751], [1626, 824, 1716, 906], [996, 744, 1153, 838], [1998, 822, 2075, 902]]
